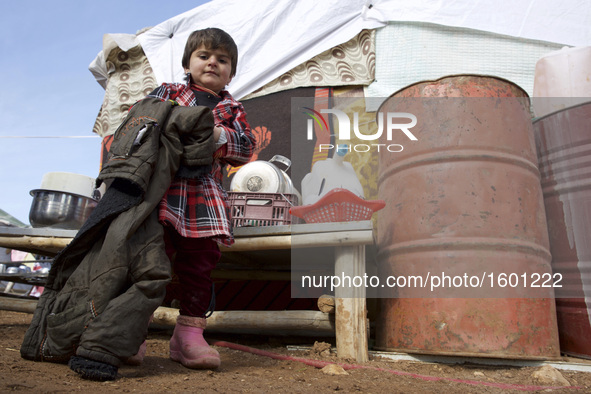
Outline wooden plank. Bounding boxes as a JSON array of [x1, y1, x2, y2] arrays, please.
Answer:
[[290, 221, 373, 235], [317, 294, 336, 313], [0, 296, 38, 313], [0, 221, 372, 240], [0, 222, 374, 256], [153, 307, 335, 336], [291, 230, 374, 248], [0, 236, 70, 256], [0, 227, 78, 238], [334, 245, 369, 362], [222, 235, 292, 252], [0, 298, 336, 337], [232, 220, 373, 238], [222, 229, 374, 252]]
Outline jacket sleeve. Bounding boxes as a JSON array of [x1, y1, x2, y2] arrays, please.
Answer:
[[214, 100, 257, 167]]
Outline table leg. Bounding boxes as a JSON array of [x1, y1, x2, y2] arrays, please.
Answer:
[[334, 244, 369, 362]]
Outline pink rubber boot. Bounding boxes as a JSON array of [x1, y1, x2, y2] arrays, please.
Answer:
[[125, 314, 153, 366], [170, 315, 220, 369], [125, 340, 147, 366]]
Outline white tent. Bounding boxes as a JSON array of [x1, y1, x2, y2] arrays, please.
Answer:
[[89, 0, 590, 137], [90, 0, 589, 99]]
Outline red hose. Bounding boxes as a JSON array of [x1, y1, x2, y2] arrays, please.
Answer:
[[212, 341, 581, 392]]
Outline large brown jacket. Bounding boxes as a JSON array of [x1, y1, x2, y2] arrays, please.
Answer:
[[20, 98, 214, 366]]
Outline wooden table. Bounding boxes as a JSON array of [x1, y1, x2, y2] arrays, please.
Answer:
[[0, 221, 374, 362]]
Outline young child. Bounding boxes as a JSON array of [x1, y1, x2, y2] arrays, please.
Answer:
[[145, 27, 256, 369]]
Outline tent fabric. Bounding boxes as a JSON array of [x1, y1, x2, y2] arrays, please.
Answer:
[[91, 29, 374, 138], [89, 33, 143, 90], [130, 0, 589, 100], [242, 30, 375, 100], [365, 22, 564, 110], [369, 0, 590, 47], [136, 0, 384, 100], [92, 45, 157, 138]]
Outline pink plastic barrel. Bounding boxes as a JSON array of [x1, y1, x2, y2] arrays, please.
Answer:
[[534, 102, 591, 359]]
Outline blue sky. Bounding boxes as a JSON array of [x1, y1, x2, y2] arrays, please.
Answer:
[[0, 0, 210, 224]]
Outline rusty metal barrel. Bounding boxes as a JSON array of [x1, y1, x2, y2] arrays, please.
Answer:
[[375, 75, 560, 359], [533, 101, 591, 359]]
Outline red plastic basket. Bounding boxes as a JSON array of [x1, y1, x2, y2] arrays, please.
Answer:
[[290, 188, 385, 223], [228, 192, 298, 227]]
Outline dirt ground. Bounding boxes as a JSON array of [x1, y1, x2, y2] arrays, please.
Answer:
[[1, 310, 590, 393]]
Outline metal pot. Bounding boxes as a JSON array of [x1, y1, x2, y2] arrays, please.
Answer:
[[230, 155, 300, 201], [29, 189, 98, 230]]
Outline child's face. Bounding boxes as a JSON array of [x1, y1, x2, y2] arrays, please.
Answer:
[[184, 45, 233, 94]]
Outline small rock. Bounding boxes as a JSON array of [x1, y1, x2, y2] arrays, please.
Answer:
[[531, 365, 570, 387], [321, 364, 349, 376], [312, 341, 332, 355], [473, 371, 485, 377]]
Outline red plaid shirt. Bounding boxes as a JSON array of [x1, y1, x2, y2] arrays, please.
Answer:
[[147, 82, 256, 246]]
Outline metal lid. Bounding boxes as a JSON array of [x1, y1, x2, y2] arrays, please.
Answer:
[[230, 161, 282, 193], [33, 172, 98, 199]]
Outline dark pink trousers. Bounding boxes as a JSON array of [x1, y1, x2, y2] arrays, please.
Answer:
[[164, 229, 221, 318]]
